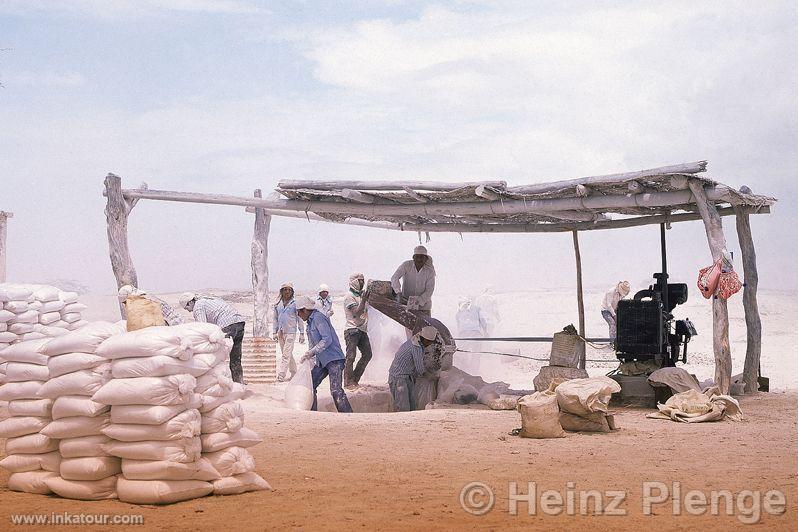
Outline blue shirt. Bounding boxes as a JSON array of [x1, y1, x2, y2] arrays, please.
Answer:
[[305, 310, 345, 367], [273, 299, 305, 335]]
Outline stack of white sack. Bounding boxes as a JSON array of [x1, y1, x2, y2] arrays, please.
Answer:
[[33, 321, 126, 500], [0, 339, 60, 495], [0, 284, 88, 349], [198, 360, 269, 497], [93, 322, 267, 504]]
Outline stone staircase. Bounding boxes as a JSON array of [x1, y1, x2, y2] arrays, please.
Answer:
[[241, 336, 277, 384]]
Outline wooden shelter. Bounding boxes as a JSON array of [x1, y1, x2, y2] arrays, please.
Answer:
[[103, 161, 775, 394]]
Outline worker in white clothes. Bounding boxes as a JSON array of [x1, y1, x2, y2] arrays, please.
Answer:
[[388, 326, 440, 412], [601, 281, 631, 342], [315, 284, 334, 318], [343, 273, 372, 389], [391, 246, 436, 337], [475, 286, 500, 337], [454, 296, 487, 375], [119, 285, 183, 326], [179, 292, 246, 384], [273, 282, 305, 382]]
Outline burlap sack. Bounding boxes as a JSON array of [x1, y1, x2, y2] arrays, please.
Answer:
[[517, 391, 564, 439], [125, 296, 166, 332]]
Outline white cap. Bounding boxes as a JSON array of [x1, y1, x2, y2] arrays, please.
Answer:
[[280, 282, 294, 291], [118, 284, 140, 301], [318, 284, 330, 293], [419, 325, 439, 341], [296, 295, 316, 311], [413, 245, 428, 256], [178, 292, 197, 309]]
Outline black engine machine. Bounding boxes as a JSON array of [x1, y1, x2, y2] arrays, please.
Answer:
[[615, 225, 698, 367]]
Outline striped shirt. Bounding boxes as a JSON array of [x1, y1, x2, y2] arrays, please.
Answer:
[[388, 338, 426, 381], [192, 297, 245, 330]]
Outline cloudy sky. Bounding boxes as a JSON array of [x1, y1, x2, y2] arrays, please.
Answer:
[[1, 0, 795, 298]]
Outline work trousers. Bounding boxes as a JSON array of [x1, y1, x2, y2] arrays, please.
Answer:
[[222, 321, 246, 384], [344, 328, 373, 387], [389, 374, 415, 412], [311, 359, 353, 413], [601, 310, 617, 341], [277, 331, 297, 380]]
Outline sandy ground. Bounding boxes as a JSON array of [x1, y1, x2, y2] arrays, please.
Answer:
[[2, 287, 796, 529], [1, 390, 796, 530]]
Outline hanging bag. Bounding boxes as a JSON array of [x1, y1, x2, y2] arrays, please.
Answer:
[[284, 360, 314, 410], [697, 259, 722, 299]]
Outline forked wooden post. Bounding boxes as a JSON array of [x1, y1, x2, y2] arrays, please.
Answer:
[[572, 230, 586, 369], [251, 189, 272, 337], [734, 197, 762, 393], [104, 174, 138, 317], [0, 211, 12, 283], [688, 180, 732, 394]]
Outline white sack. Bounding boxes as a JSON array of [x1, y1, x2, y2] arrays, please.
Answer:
[[201, 401, 244, 434], [103, 437, 202, 463], [42, 321, 124, 356], [203, 446, 256, 477], [0, 416, 50, 438], [41, 415, 110, 439], [52, 395, 110, 419], [121, 458, 221, 481], [21, 332, 47, 342], [196, 363, 233, 397], [8, 398, 54, 417], [48, 352, 106, 378], [0, 309, 15, 322], [45, 475, 118, 500], [8, 323, 35, 334], [102, 409, 201, 442], [59, 291, 79, 304], [40, 300, 66, 313], [8, 471, 58, 494], [110, 394, 202, 425], [1, 339, 50, 364], [29, 301, 43, 311], [200, 382, 246, 413], [12, 309, 39, 324], [555, 377, 621, 417], [5, 362, 49, 382], [39, 312, 62, 325], [0, 331, 16, 343], [59, 435, 113, 458], [5, 301, 29, 313], [0, 451, 61, 473], [61, 312, 82, 324], [60, 456, 122, 481], [96, 322, 229, 361], [0, 380, 45, 401], [38, 365, 110, 398], [93, 374, 197, 406], [111, 351, 225, 379], [200, 427, 262, 453], [116, 478, 212, 505], [63, 302, 88, 313], [3, 287, 33, 301], [67, 320, 89, 331], [212, 472, 271, 496], [33, 286, 60, 302], [33, 324, 69, 337], [5, 433, 60, 454]]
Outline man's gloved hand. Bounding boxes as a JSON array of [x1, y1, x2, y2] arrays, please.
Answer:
[[272, 332, 278, 341], [362, 288, 370, 301], [299, 333, 306, 344], [300, 351, 315, 363], [407, 296, 420, 310]]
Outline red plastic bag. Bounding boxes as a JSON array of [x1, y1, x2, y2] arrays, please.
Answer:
[[697, 260, 722, 299], [717, 270, 743, 299]]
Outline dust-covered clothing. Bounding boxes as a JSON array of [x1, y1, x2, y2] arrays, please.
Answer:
[[344, 328, 372, 387], [311, 359, 352, 413], [456, 300, 486, 337], [390, 374, 415, 412], [315, 295, 334, 317], [602, 310, 617, 341], [391, 259, 436, 311], [344, 291, 368, 332], [305, 309, 345, 368], [192, 297, 244, 330], [388, 338, 426, 381], [277, 331, 296, 380], [223, 322, 245, 384], [273, 299, 305, 335]]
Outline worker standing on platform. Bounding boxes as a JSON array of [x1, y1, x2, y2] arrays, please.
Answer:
[[391, 245, 436, 337]]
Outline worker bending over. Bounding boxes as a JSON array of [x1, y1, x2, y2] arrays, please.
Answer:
[[179, 292, 246, 384], [297, 296, 353, 413], [601, 281, 631, 342], [388, 326, 440, 412]]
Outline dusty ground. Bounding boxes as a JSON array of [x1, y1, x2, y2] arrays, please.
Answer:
[[1, 390, 796, 531]]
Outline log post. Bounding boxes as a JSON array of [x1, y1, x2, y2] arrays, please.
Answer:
[[572, 230, 586, 369], [688, 180, 732, 394], [251, 189, 272, 337], [734, 198, 762, 393], [0, 211, 12, 283], [104, 174, 138, 317]]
